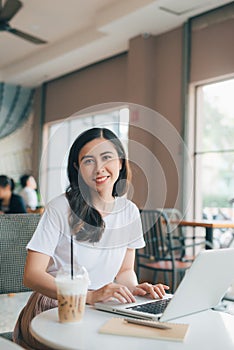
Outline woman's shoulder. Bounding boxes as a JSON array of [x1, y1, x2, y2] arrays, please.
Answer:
[[11, 192, 24, 202], [115, 196, 140, 213], [115, 196, 138, 206], [45, 193, 70, 213], [9, 193, 27, 213]]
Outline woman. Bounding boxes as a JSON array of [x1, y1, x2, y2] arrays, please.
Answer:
[[13, 128, 169, 349], [19, 174, 38, 210], [0, 175, 26, 214]]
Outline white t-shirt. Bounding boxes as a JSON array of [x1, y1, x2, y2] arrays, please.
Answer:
[[27, 194, 145, 290], [20, 187, 38, 209]]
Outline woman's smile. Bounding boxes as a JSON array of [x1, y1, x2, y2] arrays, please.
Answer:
[[94, 175, 110, 184]]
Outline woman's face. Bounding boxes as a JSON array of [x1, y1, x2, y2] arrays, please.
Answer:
[[27, 176, 37, 190], [0, 185, 11, 199], [78, 138, 122, 197]]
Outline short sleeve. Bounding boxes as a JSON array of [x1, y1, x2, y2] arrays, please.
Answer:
[[127, 202, 145, 249], [27, 204, 64, 257]]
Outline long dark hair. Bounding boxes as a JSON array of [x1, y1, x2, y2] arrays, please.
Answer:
[[66, 127, 131, 243]]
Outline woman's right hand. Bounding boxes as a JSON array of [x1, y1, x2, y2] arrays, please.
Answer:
[[86, 282, 136, 305]]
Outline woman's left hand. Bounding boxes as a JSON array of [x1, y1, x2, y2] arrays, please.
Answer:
[[132, 282, 170, 299]]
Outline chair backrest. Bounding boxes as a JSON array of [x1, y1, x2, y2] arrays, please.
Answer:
[[158, 208, 184, 237], [0, 214, 41, 294], [138, 209, 174, 262], [161, 208, 186, 258]]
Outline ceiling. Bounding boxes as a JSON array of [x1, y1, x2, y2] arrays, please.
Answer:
[[0, 0, 232, 87]]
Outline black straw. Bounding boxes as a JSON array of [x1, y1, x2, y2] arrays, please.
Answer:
[[71, 235, 74, 280]]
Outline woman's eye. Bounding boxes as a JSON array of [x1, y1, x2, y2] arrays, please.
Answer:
[[102, 155, 112, 161], [84, 158, 94, 165]]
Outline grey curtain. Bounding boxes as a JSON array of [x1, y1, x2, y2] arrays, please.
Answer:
[[0, 82, 35, 139]]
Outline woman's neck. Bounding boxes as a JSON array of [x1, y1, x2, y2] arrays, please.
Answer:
[[2, 192, 11, 206], [91, 192, 115, 217]]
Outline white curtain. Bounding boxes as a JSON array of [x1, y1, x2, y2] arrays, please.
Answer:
[[0, 82, 35, 139]]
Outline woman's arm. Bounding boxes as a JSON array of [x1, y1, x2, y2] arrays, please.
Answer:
[[115, 248, 139, 288], [86, 249, 138, 305], [116, 248, 170, 299], [87, 248, 169, 305], [23, 249, 57, 299], [24, 249, 136, 305]]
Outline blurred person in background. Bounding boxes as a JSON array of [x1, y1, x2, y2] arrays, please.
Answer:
[[20, 174, 38, 210], [0, 175, 27, 214]]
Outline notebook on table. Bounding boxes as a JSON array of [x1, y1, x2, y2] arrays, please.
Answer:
[[99, 317, 189, 342], [95, 248, 234, 322]]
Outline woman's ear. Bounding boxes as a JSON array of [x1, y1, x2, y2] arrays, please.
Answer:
[[6, 184, 11, 191]]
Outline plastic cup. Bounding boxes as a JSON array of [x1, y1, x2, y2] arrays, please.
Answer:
[[55, 265, 89, 323]]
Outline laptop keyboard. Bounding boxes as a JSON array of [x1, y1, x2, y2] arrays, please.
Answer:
[[126, 298, 171, 315]]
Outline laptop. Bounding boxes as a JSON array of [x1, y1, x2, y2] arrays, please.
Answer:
[[95, 248, 234, 322]]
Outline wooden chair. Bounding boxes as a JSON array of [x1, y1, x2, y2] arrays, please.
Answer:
[[0, 214, 41, 341], [136, 209, 192, 293], [162, 208, 210, 260]]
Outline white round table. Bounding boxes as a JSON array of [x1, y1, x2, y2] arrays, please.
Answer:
[[30, 306, 234, 350], [0, 337, 24, 349]]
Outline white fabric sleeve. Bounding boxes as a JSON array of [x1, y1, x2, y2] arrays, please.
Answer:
[[26, 204, 64, 257], [127, 203, 145, 249]]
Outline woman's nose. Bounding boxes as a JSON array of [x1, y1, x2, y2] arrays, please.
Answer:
[[95, 159, 105, 173]]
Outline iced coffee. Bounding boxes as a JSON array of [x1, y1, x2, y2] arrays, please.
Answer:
[[55, 265, 89, 323]]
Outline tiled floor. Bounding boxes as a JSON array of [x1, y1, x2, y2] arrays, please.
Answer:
[[0, 292, 32, 333]]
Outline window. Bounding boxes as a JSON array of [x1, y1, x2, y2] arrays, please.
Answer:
[[194, 78, 234, 220], [40, 107, 129, 204]]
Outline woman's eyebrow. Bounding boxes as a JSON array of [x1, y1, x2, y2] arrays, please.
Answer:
[[100, 151, 114, 156]]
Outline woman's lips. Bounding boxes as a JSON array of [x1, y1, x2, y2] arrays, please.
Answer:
[[95, 176, 109, 184]]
